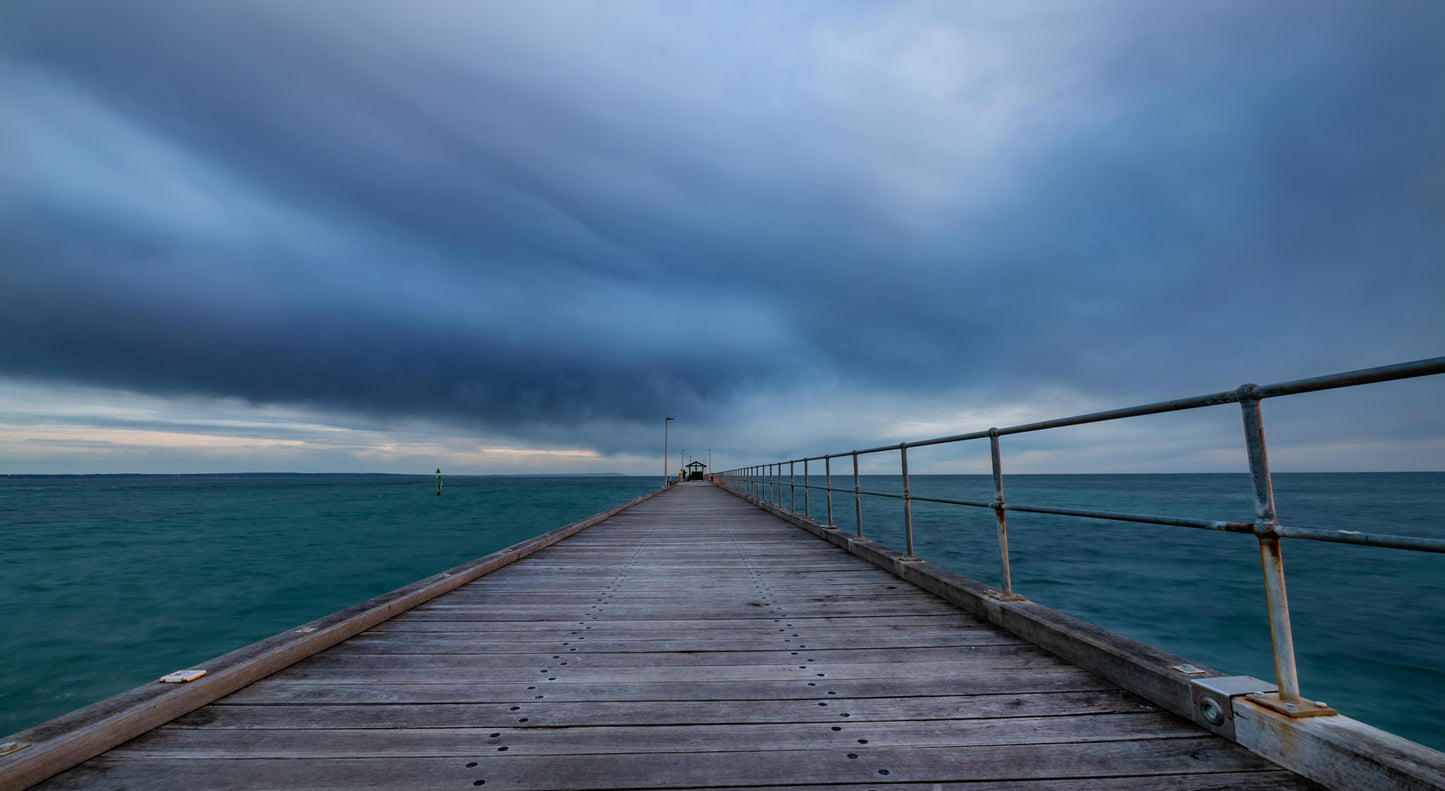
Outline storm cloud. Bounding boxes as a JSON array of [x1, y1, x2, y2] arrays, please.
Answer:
[[1, 1, 1441, 471]]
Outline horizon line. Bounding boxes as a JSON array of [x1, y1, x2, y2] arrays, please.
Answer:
[[4, 470, 1442, 478]]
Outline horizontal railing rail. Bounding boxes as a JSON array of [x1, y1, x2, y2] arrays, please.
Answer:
[[716, 355, 1445, 719]]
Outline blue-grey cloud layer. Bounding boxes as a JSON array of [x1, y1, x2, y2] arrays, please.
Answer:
[[2, 1, 1442, 458]]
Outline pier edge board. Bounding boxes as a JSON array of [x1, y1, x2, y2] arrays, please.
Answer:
[[712, 481, 1445, 791], [0, 487, 669, 791]]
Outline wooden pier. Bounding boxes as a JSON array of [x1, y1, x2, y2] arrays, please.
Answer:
[[4, 483, 1335, 789]]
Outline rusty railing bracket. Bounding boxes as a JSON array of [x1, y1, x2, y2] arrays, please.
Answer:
[[1246, 691, 1337, 719], [982, 587, 1026, 602]]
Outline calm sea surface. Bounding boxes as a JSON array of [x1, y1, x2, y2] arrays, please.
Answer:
[[2, 472, 1441, 752]]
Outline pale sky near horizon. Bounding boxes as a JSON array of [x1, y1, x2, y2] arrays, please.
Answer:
[[1, 1, 1442, 475]]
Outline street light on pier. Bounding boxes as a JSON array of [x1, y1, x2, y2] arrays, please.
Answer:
[[663, 418, 674, 488]]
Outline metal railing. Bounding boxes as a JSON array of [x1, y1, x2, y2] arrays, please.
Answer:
[[716, 356, 1445, 717]]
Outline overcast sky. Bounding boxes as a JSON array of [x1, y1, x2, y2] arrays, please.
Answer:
[[1, 1, 1441, 475]]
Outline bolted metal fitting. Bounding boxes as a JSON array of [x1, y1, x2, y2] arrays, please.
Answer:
[[158, 669, 207, 683], [0, 741, 30, 758], [1191, 675, 1276, 740], [1198, 696, 1227, 728]]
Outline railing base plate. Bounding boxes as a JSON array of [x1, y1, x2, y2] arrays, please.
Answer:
[[1247, 692, 1337, 718], [982, 588, 1026, 602]]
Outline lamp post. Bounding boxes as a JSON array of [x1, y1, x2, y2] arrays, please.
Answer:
[[661, 422, 673, 488], [707, 449, 712, 479], [663, 418, 674, 488]]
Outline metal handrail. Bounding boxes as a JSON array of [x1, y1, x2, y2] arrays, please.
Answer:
[[716, 355, 1445, 715]]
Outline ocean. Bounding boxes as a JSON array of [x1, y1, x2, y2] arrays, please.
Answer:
[[1, 472, 1441, 752]]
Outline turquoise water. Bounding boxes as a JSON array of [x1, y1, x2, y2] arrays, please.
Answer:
[[768, 472, 1445, 751], [1, 473, 1441, 752], [0, 474, 658, 737]]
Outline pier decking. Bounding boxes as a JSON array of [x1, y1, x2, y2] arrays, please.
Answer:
[[22, 483, 1319, 790]]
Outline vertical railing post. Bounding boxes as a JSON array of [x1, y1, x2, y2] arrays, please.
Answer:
[[803, 458, 810, 517], [790, 461, 796, 512], [989, 430, 1023, 600], [825, 456, 834, 527], [852, 451, 863, 537], [1238, 384, 1327, 716], [900, 443, 915, 558]]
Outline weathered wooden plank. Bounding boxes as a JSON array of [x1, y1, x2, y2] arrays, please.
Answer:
[[659, 777, 1319, 791], [323, 631, 1026, 654], [429, 592, 944, 607], [436, 586, 911, 598], [35, 739, 1298, 790], [448, 564, 904, 576], [174, 690, 1157, 729], [408, 601, 968, 618], [423, 597, 954, 612], [754, 777, 1320, 791], [390, 606, 966, 622], [119, 713, 1210, 758], [223, 670, 1119, 704], [273, 655, 1073, 684], [376, 614, 974, 630], [295, 643, 1052, 668], [38, 762, 1322, 791]]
